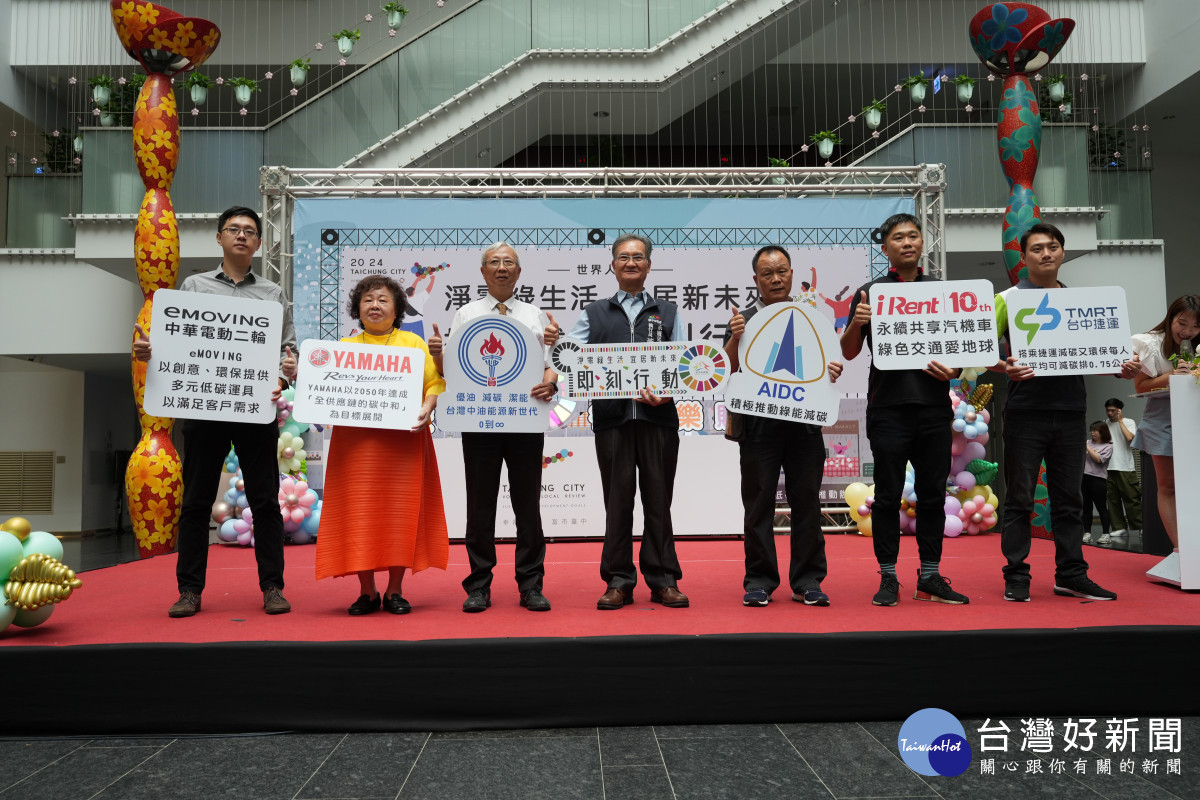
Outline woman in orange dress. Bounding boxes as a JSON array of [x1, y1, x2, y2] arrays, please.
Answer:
[[315, 274, 449, 614]]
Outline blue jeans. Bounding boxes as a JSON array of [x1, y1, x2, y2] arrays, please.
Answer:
[[1001, 409, 1089, 582]]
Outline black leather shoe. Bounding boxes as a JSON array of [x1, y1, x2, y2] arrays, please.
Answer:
[[348, 594, 381, 615], [382, 594, 411, 614], [520, 588, 551, 612], [597, 586, 632, 610], [462, 589, 491, 613]]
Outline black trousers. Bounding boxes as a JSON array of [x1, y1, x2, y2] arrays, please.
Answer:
[[740, 421, 827, 593], [595, 420, 682, 592], [1001, 409, 1088, 582], [177, 418, 285, 593], [866, 404, 952, 566], [460, 432, 546, 594], [1082, 473, 1111, 535]]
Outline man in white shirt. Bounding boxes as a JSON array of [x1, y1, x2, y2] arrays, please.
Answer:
[[429, 242, 559, 613], [1103, 397, 1142, 539]]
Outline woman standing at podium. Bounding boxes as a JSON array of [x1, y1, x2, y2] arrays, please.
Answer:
[[1130, 295, 1200, 556]]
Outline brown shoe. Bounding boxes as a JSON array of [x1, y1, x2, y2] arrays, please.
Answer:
[[650, 586, 689, 608], [597, 586, 632, 610], [168, 591, 201, 618], [263, 587, 292, 615]]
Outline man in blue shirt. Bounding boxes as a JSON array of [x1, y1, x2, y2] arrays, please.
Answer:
[[568, 234, 689, 610]]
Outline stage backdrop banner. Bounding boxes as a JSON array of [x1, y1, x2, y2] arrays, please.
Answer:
[[293, 197, 908, 537], [144, 289, 281, 423]]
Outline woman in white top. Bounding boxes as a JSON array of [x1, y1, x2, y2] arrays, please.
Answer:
[[1130, 295, 1200, 550]]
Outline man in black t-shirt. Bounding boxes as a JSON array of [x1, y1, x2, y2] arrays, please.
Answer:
[[840, 214, 969, 607]]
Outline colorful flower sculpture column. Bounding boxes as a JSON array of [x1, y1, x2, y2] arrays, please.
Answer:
[[968, 3, 1074, 285], [110, 1, 221, 556]]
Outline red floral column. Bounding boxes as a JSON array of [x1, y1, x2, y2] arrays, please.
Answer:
[[968, 3, 1073, 285], [110, 1, 220, 556]]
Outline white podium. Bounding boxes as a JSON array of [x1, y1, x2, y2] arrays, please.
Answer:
[[1154, 375, 1200, 589]]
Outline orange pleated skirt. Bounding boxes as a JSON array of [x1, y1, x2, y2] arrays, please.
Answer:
[[315, 425, 449, 580]]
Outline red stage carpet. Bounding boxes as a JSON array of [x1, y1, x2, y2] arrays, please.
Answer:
[[2, 534, 1190, 647]]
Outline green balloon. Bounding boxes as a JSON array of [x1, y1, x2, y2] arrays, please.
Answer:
[[0, 533, 22, 577], [0, 599, 15, 631], [22, 530, 63, 561], [11, 604, 53, 628]]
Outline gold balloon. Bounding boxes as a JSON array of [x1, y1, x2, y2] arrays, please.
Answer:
[[1, 517, 32, 541]]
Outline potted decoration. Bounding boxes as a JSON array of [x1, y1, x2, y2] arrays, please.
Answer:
[[382, 2, 408, 28], [952, 74, 976, 103], [333, 28, 362, 56], [861, 99, 886, 130], [1045, 74, 1067, 102], [289, 58, 311, 86], [182, 72, 213, 105], [767, 156, 790, 185], [88, 75, 114, 107], [901, 73, 931, 103], [99, 105, 116, 127], [809, 129, 842, 159], [228, 77, 259, 106]]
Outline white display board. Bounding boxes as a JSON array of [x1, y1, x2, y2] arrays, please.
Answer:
[[144, 289, 282, 423], [723, 303, 841, 426], [1169, 375, 1200, 590], [293, 339, 426, 429], [1004, 286, 1132, 375], [439, 316, 549, 433], [552, 339, 729, 399], [869, 279, 1000, 370]]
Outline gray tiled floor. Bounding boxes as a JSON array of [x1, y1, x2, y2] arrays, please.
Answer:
[[2, 718, 1196, 800]]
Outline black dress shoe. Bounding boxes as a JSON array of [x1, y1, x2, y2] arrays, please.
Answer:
[[348, 594, 381, 615], [597, 586, 632, 610], [382, 594, 412, 614], [462, 589, 491, 613], [520, 588, 551, 612]]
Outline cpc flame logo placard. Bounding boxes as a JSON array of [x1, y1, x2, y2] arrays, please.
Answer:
[[456, 318, 529, 388]]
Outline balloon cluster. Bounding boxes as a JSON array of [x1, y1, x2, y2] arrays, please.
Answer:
[[279, 476, 321, 545], [276, 387, 314, 478], [1, 516, 83, 633], [411, 261, 449, 277], [845, 383, 1001, 538], [214, 466, 255, 546]]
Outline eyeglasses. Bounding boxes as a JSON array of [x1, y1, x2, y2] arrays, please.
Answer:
[[222, 226, 260, 239], [616, 254, 647, 264], [485, 258, 518, 268]]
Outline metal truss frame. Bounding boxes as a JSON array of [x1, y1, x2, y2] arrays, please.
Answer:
[[260, 165, 947, 298]]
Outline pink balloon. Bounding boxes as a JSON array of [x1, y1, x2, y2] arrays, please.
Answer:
[[973, 494, 986, 505], [944, 515, 964, 537], [283, 518, 302, 532], [290, 507, 306, 523], [955, 471, 976, 491], [980, 408, 991, 423], [984, 514, 998, 528], [976, 432, 990, 445], [858, 504, 871, 517], [232, 519, 250, 534], [296, 480, 309, 494], [944, 496, 962, 516], [982, 503, 995, 516], [242, 508, 254, 525], [237, 531, 253, 546], [300, 492, 318, 507], [966, 522, 981, 534], [951, 438, 967, 455], [964, 442, 986, 461], [962, 500, 978, 515]]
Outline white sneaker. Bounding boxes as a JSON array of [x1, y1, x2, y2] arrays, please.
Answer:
[[1110, 529, 1128, 537], [1082, 532, 1093, 544], [1097, 534, 1111, 545]]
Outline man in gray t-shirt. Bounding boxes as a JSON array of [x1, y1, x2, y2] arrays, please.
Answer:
[[1103, 397, 1142, 535]]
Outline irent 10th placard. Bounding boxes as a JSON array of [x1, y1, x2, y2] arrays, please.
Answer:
[[868, 279, 1000, 370], [143, 289, 283, 423]]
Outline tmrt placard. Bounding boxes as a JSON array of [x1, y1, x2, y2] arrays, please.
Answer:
[[438, 316, 549, 433], [1002, 286, 1132, 375], [869, 279, 1000, 370], [293, 339, 426, 429], [144, 289, 282, 423], [722, 303, 841, 425]]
